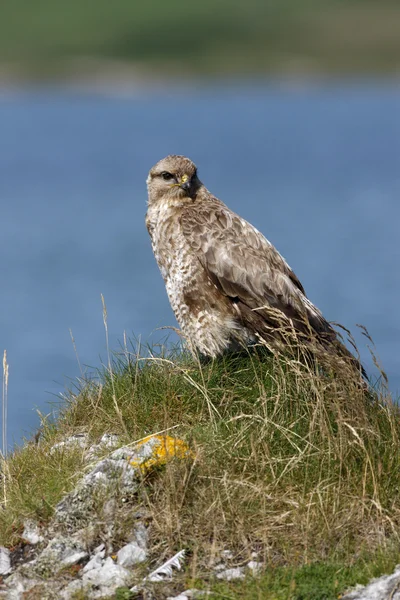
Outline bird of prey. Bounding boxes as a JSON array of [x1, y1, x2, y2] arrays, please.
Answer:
[[146, 155, 364, 376]]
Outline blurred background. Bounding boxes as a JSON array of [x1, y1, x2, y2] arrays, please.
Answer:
[[0, 0, 399, 446]]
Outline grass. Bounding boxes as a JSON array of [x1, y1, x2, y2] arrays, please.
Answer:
[[1, 1, 400, 79], [0, 334, 400, 598], [206, 554, 400, 599]]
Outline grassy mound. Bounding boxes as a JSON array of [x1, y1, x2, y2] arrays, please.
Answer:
[[1, 341, 399, 598]]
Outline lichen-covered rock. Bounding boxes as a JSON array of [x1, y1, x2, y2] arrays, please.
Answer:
[[2, 572, 41, 600], [28, 535, 88, 577], [85, 433, 120, 461], [53, 455, 139, 531], [0, 434, 193, 600], [54, 435, 193, 532], [128, 434, 194, 474]]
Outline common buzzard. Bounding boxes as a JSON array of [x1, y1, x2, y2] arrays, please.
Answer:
[[146, 155, 364, 376]]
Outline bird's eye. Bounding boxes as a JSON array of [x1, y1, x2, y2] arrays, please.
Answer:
[[161, 171, 174, 181]]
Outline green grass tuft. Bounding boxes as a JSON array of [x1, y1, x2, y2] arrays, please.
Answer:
[[207, 551, 400, 599]]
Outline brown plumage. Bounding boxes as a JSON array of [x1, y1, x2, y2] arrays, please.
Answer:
[[146, 155, 365, 376]]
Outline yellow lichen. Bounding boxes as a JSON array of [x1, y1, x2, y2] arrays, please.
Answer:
[[129, 435, 194, 474]]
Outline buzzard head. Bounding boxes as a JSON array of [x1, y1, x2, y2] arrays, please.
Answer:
[[147, 155, 202, 205]]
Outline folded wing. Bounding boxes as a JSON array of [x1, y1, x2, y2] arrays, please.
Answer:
[[180, 201, 333, 340]]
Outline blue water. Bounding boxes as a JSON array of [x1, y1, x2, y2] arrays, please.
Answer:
[[0, 81, 399, 446]]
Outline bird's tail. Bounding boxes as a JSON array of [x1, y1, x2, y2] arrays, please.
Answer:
[[237, 300, 368, 384]]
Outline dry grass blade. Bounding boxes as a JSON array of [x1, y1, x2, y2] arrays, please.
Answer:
[[101, 294, 128, 436], [2, 350, 8, 459]]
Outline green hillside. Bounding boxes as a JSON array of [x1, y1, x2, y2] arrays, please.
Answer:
[[1, 1, 400, 79]]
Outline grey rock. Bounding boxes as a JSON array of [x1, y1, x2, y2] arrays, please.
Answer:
[[129, 521, 148, 550], [110, 446, 135, 461], [111, 436, 162, 463], [73, 525, 99, 548], [0, 547, 11, 575], [247, 560, 263, 575], [167, 591, 211, 600], [21, 520, 44, 545], [80, 457, 137, 490], [50, 433, 89, 454], [82, 556, 131, 588], [216, 567, 245, 581], [102, 498, 117, 520], [85, 433, 120, 461], [3, 572, 39, 599], [342, 566, 400, 599], [1, 439, 179, 599], [85, 456, 137, 489], [59, 579, 90, 599], [99, 433, 120, 447], [52, 440, 162, 532], [82, 549, 105, 573], [29, 536, 88, 576], [117, 541, 147, 567], [54, 453, 139, 530], [62, 550, 88, 568]]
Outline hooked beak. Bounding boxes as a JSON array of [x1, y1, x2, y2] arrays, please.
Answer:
[[179, 173, 191, 192], [180, 180, 191, 191]]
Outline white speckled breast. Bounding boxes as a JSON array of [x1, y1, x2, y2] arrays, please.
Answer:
[[146, 200, 252, 357]]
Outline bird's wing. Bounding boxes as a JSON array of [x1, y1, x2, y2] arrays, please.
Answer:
[[180, 202, 332, 335]]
